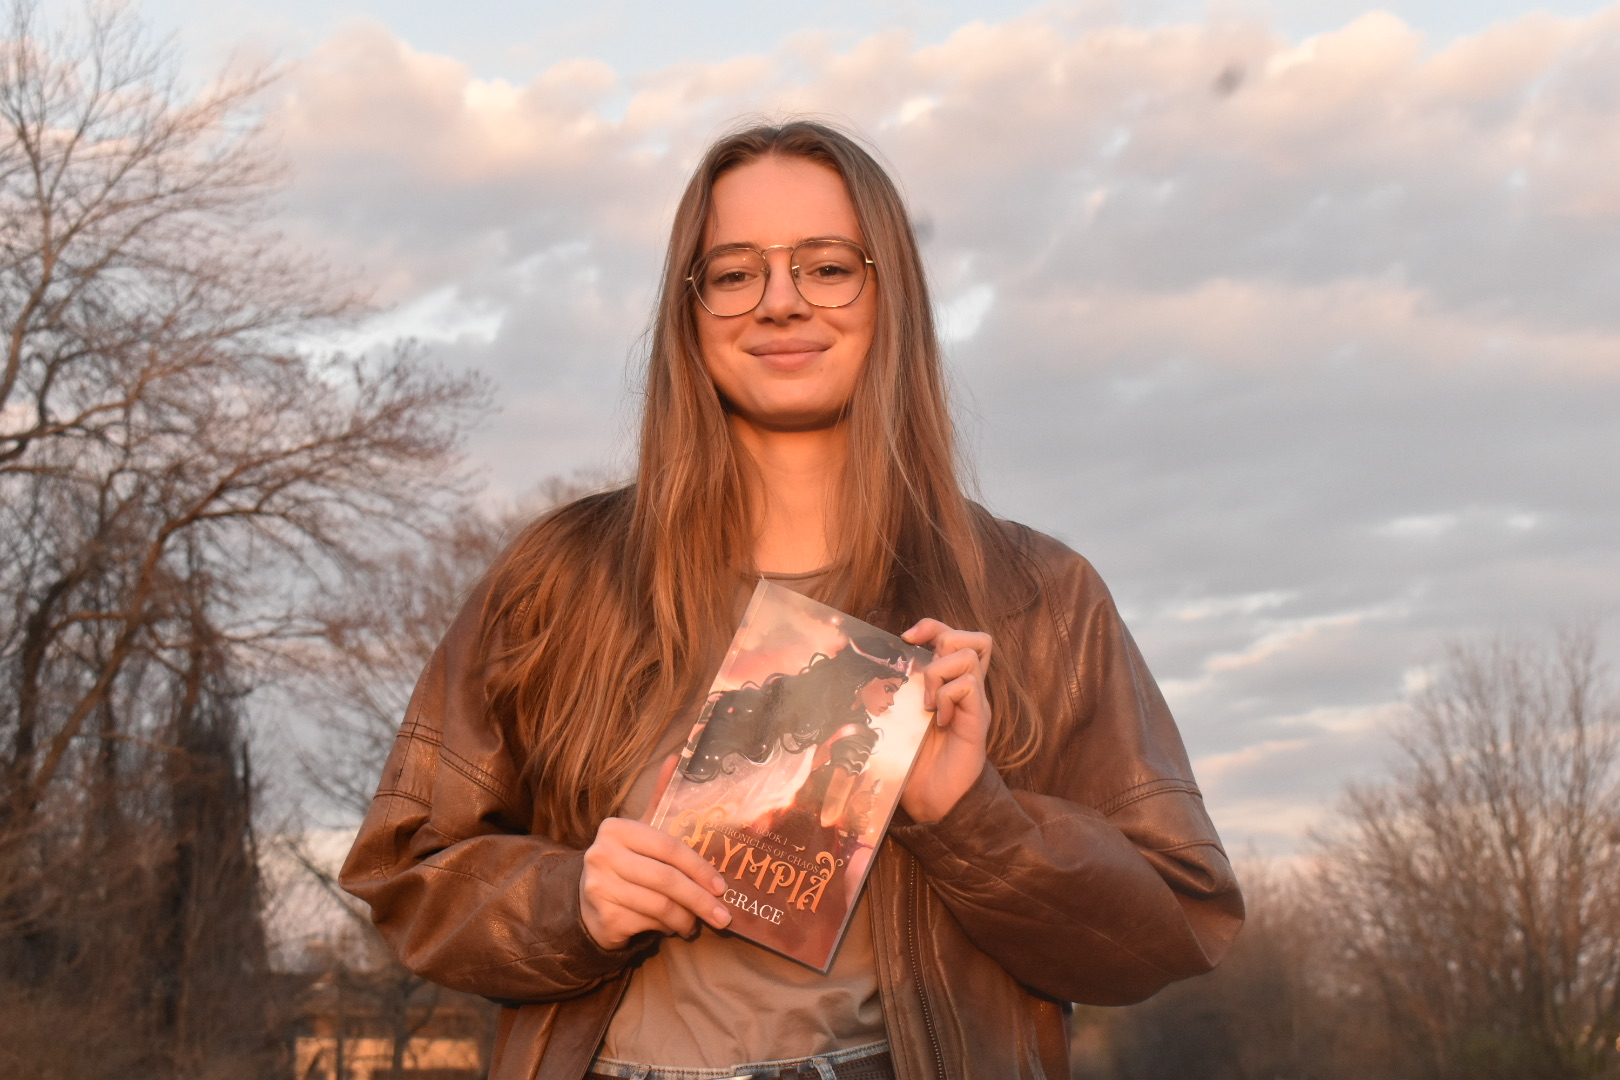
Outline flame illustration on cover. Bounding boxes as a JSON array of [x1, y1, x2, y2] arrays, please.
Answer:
[[649, 580, 935, 971]]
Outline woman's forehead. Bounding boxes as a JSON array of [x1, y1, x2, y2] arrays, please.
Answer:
[[705, 156, 863, 249]]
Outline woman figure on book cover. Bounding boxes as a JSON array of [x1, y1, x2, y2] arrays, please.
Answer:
[[342, 120, 1245, 1080], [740, 639, 902, 857], [682, 630, 912, 826]]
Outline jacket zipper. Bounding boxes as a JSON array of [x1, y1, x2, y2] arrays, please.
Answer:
[[907, 859, 947, 1080], [566, 973, 632, 1080]]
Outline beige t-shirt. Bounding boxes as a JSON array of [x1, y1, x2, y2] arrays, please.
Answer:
[[598, 569, 886, 1066]]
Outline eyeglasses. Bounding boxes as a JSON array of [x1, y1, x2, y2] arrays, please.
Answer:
[[688, 240, 875, 318]]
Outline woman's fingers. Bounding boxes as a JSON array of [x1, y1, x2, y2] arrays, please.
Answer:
[[931, 658, 982, 730], [580, 817, 732, 949], [898, 619, 995, 824], [603, 816, 725, 894], [588, 879, 701, 940], [920, 646, 987, 722], [612, 841, 731, 924], [901, 620, 994, 730], [903, 619, 992, 668]]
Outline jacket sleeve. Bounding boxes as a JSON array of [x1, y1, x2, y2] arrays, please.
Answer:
[[888, 530, 1244, 1005], [338, 581, 648, 1002]]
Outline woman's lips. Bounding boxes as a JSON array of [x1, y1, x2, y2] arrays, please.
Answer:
[[748, 340, 828, 371]]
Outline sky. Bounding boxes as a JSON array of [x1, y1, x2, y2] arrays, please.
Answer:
[[61, 0, 1620, 858]]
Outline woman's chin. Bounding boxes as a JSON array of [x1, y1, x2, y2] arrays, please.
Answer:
[[725, 401, 851, 436]]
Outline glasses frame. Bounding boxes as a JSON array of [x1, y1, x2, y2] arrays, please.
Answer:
[[686, 240, 876, 318]]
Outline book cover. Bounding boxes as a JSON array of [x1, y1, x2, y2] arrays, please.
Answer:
[[648, 579, 935, 972]]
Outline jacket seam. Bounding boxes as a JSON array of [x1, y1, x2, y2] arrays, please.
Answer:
[[370, 701, 431, 879], [1097, 778, 1201, 818], [395, 721, 518, 806], [439, 746, 518, 806], [1021, 539, 1084, 730], [373, 787, 432, 808], [1153, 838, 1226, 855], [417, 858, 500, 891]]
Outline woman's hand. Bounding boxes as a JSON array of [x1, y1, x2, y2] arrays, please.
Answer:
[[579, 755, 732, 949], [899, 618, 993, 824]]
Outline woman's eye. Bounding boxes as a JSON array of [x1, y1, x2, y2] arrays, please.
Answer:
[[709, 267, 760, 289], [802, 262, 853, 281]]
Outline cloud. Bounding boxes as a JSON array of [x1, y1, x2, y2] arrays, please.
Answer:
[[936, 283, 996, 344], [266, 5, 1620, 849]]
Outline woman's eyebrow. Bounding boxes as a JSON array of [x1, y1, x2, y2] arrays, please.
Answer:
[[698, 234, 864, 256]]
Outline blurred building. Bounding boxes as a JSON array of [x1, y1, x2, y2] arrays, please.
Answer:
[[284, 961, 498, 1080]]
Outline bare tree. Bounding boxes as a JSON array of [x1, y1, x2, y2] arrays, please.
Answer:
[[0, 2, 485, 1075], [1314, 631, 1620, 1080], [295, 510, 516, 821], [296, 474, 606, 821]]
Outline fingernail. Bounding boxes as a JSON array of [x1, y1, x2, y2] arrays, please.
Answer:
[[713, 907, 731, 926]]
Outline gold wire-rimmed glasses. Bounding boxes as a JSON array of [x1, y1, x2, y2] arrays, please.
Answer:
[[687, 239, 875, 318]]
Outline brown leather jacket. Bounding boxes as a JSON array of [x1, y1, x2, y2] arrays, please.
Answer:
[[341, 523, 1244, 1080]]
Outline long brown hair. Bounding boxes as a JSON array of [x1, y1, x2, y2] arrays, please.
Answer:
[[483, 120, 1039, 845]]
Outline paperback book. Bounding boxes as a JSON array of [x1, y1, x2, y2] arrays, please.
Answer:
[[648, 580, 935, 972]]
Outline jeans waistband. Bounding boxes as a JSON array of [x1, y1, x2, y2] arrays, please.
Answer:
[[586, 1039, 891, 1080]]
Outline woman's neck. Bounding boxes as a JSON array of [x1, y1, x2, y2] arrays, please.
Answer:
[[730, 416, 848, 575]]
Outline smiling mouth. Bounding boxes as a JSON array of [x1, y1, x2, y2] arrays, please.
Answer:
[[748, 341, 828, 370], [749, 341, 828, 357]]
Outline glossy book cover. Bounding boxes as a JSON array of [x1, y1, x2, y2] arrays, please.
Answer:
[[648, 580, 934, 972]]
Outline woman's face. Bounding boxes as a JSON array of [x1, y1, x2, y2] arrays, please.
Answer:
[[857, 676, 902, 717], [695, 155, 878, 433]]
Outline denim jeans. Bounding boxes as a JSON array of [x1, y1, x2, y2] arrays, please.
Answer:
[[586, 1039, 891, 1080]]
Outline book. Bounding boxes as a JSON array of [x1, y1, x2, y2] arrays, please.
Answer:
[[647, 579, 935, 972]]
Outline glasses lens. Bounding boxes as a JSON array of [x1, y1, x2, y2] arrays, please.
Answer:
[[793, 241, 867, 308], [695, 248, 767, 316]]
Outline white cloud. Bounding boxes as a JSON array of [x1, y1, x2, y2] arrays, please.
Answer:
[[1173, 590, 1295, 621], [1200, 797, 1335, 849], [1160, 600, 1409, 702], [1195, 738, 1313, 782], [936, 283, 996, 344], [1376, 513, 1460, 539], [1273, 702, 1405, 735], [331, 286, 506, 354]]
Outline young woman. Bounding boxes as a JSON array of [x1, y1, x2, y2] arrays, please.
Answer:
[[342, 121, 1243, 1080]]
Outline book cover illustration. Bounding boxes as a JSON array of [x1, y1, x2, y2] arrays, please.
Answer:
[[648, 580, 934, 972]]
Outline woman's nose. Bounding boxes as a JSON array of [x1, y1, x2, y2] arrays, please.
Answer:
[[755, 250, 810, 321]]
